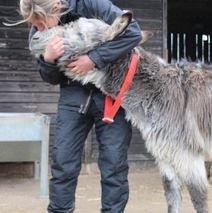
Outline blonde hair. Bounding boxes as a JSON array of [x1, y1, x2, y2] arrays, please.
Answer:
[[4, 0, 69, 26]]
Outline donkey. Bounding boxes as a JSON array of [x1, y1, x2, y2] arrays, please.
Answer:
[[30, 12, 212, 213]]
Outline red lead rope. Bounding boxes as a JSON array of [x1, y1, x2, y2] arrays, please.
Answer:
[[102, 53, 140, 123]]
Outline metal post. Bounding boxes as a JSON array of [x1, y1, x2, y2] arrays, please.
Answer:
[[196, 34, 198, 61], [183, 33, 186, 59], [202, 34, 208, 64], [208, 35, 211, 63], [177, 33, 180, 63], [39, 115, 50, 198], [170, 33, 173, 63], [34, 160, 40, 180]]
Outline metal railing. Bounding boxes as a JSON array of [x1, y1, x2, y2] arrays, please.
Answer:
[[168, 32, 211, 63]]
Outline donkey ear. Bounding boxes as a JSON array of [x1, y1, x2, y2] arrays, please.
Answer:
[[122, 10, 133, 24], [106, 11, 133, 40], [140, 31, 154, 44]]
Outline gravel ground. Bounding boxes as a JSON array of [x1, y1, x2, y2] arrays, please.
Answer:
[[0, 167, 211, 213]]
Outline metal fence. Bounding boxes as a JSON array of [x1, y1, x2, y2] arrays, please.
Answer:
[[168, 32, 211, 63]]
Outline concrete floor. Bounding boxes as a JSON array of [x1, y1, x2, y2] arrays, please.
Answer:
[[0, 167, 211, 213]]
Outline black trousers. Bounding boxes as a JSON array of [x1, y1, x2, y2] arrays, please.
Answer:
[[48, 86, 132, 213]]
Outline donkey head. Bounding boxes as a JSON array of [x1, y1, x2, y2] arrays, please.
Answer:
[[29, 27, 63, 58]]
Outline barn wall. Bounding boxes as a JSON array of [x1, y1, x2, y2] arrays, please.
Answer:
[[0, 1, 59, 154], [0, 0, 166, 165], [113, 0, 166, 56]]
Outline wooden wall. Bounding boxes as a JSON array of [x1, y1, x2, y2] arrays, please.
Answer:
[[0, 0, 167, 165], [113, 0, 167, 57], [0, 1, 59, 152]]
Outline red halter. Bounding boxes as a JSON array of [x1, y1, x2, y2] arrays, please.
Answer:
[[102, 53, 140, 123]]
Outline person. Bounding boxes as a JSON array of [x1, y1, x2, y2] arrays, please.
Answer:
[[19, 0, 141, 212]]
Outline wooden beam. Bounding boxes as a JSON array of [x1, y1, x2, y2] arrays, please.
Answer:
[[163, 0, 168, 60]]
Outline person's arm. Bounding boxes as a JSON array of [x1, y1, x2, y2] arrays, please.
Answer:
[[84, 0, 142, 68], [29, 27, 64, 85], [37, 55, 64, 85]]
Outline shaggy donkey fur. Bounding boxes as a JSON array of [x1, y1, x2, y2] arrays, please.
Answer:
[[30, 11, 133, 59], [30, 13, 212, 213]]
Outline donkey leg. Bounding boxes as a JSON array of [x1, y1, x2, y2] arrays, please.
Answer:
[[186, 158, 208, 213], [159, 162, 182, 213]]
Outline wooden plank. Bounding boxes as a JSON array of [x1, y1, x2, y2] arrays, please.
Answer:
[[0, 71, 43, 82], [113, 0, 162, 10], [131, 8, 162, 20], [136, 18, 162, 30], [0, 39, 29, 49], [0, 17, 28, 28], [0, 49, 33, 60], [0, 60, 38, 71], [0, 6, 26, 29], [0, 2, 18, 7], [0, 92, 59, 103], [0, 103, 58, 114], [0, 6, 19, 16], [0, 82, 59, 92], [141, 31, 163, 51], [0, 70, 42, 81], [162, 0, 168, 60], [0, 28, 29, 39]]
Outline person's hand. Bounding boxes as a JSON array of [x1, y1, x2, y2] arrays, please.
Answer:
[[67, 55, 95, 76], [43, 36, 64, 63]]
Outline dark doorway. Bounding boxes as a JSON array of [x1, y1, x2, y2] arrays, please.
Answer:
[[168, 0, 212, 63]]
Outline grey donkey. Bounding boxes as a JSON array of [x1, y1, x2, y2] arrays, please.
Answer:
[[30, 12, 212, 213]]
